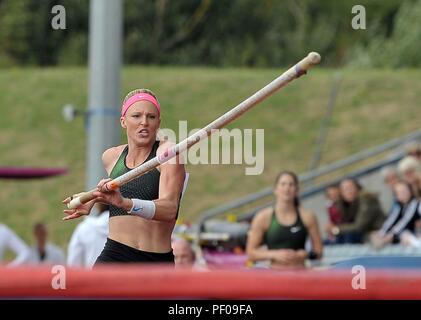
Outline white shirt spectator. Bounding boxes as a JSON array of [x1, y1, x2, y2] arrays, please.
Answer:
[[0, 224, 30, 266], [67, 211, 109, 268], [28, 243, 66, 265]]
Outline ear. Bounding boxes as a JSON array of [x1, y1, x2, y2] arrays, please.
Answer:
[[120, 116, 127, 129]]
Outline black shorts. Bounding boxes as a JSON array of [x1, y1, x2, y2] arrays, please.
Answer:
[[94, 238, 174, 265]]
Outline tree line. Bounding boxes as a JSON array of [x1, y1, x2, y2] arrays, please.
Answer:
[[0, 0, 420, 68]]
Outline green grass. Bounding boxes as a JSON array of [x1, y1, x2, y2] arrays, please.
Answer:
[[0, 66, 420, 252]]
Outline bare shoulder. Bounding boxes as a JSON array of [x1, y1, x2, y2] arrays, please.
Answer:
[[102, 145, 125, 164], [102, 145, 126, 173], [299, 207, 318, 226], [251, 207, 273, 228]]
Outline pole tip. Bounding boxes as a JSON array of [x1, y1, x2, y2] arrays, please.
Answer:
[[307, 52, 321, 65]]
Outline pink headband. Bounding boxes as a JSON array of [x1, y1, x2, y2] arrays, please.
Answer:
[[121, 93, 161, 117]]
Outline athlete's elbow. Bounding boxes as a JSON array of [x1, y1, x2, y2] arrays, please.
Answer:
[[161, 204, 178, 221], [167, 212, 178, 222]]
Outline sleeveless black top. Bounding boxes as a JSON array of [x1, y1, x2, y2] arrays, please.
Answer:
[[109, 141, 161, 217], [263, 208, 308, 250]]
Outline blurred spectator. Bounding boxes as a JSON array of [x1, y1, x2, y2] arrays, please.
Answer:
[[397, 156, 421, 198], [246, 171, 323, 269], [325, 184, 343, 225], [401, 220, 421, 248], [380, 166, 400, 190], [172, 238, 195, 268], [380, 165, 401, 213], [67, 203, 109, 268], [326, 178, 385, 244], [0, 224, 30, 266], [324, 184, 343, 242], [28, 223, 65, 265], [405, 141, 421, 162], [370, 182, 421, 249], [417, 171, 421, 198]]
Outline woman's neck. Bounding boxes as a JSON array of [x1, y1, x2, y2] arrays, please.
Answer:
[[126, 140, 153, 167], [275, 201, 296, 216], [402, 197, 415, 206]]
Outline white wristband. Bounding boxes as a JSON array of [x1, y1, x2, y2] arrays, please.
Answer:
[[127, 199, 156, 220]]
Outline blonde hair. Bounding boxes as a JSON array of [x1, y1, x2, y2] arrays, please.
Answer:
[[122, 88, 158, 105], [398, 156, 421, 174]]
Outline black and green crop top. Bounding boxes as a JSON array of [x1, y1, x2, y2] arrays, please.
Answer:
[[109, 141, 161, 217], [263, 208, 308, 250]]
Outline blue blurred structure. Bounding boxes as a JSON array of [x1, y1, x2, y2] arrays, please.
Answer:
[[332, 256, 421, 269]]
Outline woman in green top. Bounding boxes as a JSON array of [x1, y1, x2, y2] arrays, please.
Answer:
[[63, 89, 186, 264], [246, 171, 323, 269]]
